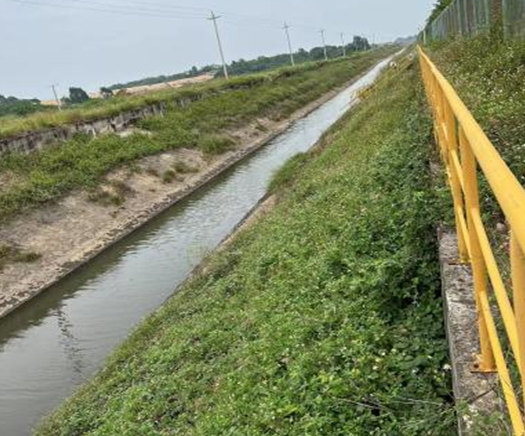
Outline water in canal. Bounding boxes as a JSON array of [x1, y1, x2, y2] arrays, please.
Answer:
[[0, 56, 393, 436]]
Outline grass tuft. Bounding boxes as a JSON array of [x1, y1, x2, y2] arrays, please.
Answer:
[[0, 244, 41, 271]]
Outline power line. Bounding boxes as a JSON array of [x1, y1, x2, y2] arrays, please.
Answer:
[[2, 0, 208, 20], [4, 0, 362, 37], [220, 17, 281, 30], [85, 0, 212, 13], [69, 0, 208, 18]]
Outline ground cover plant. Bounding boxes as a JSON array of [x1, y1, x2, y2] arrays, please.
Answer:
[[429, 33, 525, 186], [428, 33, 525, 278], [0, 49, 394, 220], [36, 61, 455, 436]]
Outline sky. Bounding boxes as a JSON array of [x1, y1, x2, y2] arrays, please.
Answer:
[[0, 0, 435, 99]]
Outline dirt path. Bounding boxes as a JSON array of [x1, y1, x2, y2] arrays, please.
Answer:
[[0, 83, 353, 319]]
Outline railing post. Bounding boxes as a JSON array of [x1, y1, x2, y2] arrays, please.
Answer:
[[445, 99, 468, 263], [511, 232, 525, 404], [460, 129, 496, 372], [436, 78, 449, 161]]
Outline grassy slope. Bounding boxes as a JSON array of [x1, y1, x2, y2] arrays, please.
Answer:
[[0, 50, 392, 220], [0, 63, 313, 139], [36, 61, 455, 436], [429, 34, 525, 274], [430, 33, 525, 186], [0, 52, 382, 140]]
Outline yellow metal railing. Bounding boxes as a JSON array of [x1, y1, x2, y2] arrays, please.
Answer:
[[418, 46, 525, 435]]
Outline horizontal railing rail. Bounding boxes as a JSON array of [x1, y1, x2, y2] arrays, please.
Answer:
[[418, 46, 525, 435]]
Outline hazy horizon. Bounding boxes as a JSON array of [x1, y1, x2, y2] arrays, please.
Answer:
[[1, 0, 435, 99]]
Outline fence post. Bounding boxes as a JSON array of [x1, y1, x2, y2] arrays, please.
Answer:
[[510, 233, 525, 402], [460, 128, 496, 372], [445, 101, 469, 262], [490, 0, 504, 36]]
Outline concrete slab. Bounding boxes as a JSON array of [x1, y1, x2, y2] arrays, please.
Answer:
[[438, 228, 506, 435]]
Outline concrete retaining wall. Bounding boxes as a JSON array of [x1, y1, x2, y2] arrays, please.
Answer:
[[0, 102, 167, 156]]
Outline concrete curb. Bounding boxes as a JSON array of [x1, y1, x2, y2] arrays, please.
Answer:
[[438, 227, 505, 435]]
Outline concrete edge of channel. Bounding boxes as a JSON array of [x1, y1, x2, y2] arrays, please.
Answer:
[[438, 227, 506, 435]]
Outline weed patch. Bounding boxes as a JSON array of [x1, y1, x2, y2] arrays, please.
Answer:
[[200, 134, 235, 155], [161, 169, 183, 184], [173, 161, 198, 174], [0, 244, 41, 271], [88, 180, 133, 206]]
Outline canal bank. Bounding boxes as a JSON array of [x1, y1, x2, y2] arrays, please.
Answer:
[[0, 55, 395, 322], [35, 55, 456, 436], [0, 55, 397, 436]]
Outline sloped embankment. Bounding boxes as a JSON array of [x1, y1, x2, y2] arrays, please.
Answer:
[[0, 50, 392, 319], [36, 60, 456, 435]]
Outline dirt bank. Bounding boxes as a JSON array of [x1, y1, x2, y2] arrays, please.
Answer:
[[0, 81, 357, 320]]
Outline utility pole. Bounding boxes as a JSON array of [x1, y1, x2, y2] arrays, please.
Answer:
[[340, 32, 347, 57], [319, 29, 328, 61], [50, 84, 62, 111], [283, 22, 295, 66], [208, 11, 229, 80]]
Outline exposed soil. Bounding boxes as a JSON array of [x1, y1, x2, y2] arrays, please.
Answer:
[[0, 84, 350, 319]]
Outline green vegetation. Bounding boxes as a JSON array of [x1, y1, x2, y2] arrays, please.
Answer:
[[429, 33, 525, 249], [268, 152, 310, 193], [36, 61, 455, 436], [0, 51, 377, 141], [0, 244, 41, 272], [225, 38, 371, 77], [427, 0, 454, 24], [161, 169, 183, 184], [64, 87, 91, 105], [430, 33, 525, 184], [0, 95, 48, 118], [0, 49, 394, 220], [108, 39, 372, 90], [173, 161, 198, 174], [88, 180, 133, 207], [427, 31, 525, 435]]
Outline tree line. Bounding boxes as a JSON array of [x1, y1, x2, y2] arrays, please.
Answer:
[[110, 37, 371, 87]]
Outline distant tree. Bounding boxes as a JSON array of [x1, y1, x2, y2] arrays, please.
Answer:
[[352, 36, 371, 51], [103, 39, 373, 89], [309, 46, 327, 60], [0, 94, 44, 117], [428, 0, 454, 24], [100, 87, 114, 99], [67, 87, 90, 104]]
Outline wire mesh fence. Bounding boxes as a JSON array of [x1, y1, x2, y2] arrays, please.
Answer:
[[423, 0, 492, 41], [503, 0, 525, 37], [423, 0, 525, 41], [422, 0, 525, 41]]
